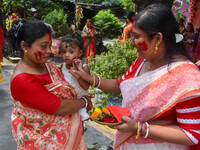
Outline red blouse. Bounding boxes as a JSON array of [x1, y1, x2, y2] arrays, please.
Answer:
[[11, 73, 61, 115]]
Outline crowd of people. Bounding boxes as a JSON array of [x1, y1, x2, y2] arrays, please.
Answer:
[[1, 2, 200, 150], [180, 19, 200, 63]]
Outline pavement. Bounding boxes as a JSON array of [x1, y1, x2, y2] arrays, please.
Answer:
[[0, 57, 116, 150]]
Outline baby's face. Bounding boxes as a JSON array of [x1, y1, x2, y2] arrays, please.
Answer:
[[60, 42, 83, 67]]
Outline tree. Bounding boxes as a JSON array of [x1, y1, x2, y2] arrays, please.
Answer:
[[132, 0, 174, 12], [1, 0, 62, 18]]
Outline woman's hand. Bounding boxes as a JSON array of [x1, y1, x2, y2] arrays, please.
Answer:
[[110, 116, 138, 133], [69, 59, 92, 83], [82, 94, 93, 111]]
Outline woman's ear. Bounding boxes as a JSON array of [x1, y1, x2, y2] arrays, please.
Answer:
[[155, 32, 163, 46], [20, 41, 28, 52]]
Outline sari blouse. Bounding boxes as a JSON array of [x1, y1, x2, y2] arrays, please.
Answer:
[[116, 57, 200, 149]]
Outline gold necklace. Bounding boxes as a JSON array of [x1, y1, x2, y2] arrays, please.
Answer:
[[20, 61, 30, 69]]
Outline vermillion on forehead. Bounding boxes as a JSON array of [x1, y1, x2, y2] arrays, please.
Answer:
[[48, 32, 52, 40]]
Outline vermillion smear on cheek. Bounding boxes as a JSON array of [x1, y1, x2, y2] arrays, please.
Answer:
[[34, 50, 44, 60], [48, 32, 52, 40], [138, 41, 148, 51]]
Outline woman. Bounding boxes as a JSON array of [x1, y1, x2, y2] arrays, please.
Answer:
[[81, 19, 96, 63], [119, 11, 135, 44], [70, 4, 200, 150], [8, 19, 91, 149], [183, 23, 196, 60], [194, 28, 200, 63]]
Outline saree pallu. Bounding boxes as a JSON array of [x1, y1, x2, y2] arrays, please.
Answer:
[[11, 61, 86, 150], [82, 25, 96, 62], [114, 61, 200, 150]]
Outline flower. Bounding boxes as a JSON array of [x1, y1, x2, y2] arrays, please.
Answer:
[[102, 108, 109, 114], [94, 107, 102, 114], [91, 112, 100, 119]]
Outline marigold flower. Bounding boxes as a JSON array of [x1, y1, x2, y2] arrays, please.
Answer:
[[94, 107, 102, 114], [91, 112, 100, 118], [102, 108, 109, 114]]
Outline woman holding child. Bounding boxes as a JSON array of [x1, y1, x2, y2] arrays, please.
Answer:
[[8, 19, 91, 149], [71, 4, 200, 150]]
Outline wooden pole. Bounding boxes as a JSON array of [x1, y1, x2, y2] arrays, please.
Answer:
[[74, 0, 78, 32]]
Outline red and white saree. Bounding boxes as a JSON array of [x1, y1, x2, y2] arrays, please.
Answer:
[[11, 61, 86, 150], [115, 57, 200, 150]]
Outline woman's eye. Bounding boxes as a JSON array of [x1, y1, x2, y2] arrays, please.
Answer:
[[41, 45, 47, 48]]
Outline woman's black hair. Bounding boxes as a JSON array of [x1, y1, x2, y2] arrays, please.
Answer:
[[127, 11, 135, 22], [8, 19, 50, 57], [135, 4, 192, 63], [59, 33, 85, 58]]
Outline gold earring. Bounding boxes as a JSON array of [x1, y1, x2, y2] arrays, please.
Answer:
[[154, 45, 158, 54], [24, 50, 28, 56]]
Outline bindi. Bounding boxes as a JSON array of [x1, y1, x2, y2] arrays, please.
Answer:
[[34, 49, 43, 60], [48, 32, 52, 40], [138, 41, 148, 51]]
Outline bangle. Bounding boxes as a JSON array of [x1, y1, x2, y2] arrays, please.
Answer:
[[96, 76, 101, 88], [135, 121, 141, 139], [140, 123, 143, 135], [144, 122, 149, 138], [81, 97, 88, 108], [92, 76, 96, 88]]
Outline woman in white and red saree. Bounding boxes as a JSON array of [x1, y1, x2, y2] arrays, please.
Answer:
[[8, 19, 90, 150], [70, 4, 200, 150], [81, 19, 96, 63]]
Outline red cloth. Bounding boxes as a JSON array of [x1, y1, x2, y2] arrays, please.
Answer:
[[11, 73, 61, 114], [107, 106, 132, 122], [117, 57, 200, 146], [82, 25, 96, 63], [0, 26, 4, 62]]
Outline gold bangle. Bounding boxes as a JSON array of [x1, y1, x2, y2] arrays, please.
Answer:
[[135, 121, 141, 139], [92, 76, 96, 88]]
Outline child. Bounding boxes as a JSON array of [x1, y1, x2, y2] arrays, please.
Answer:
[[59, 33, 90, 121]]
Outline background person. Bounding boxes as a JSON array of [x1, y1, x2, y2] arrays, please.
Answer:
[[8, 19, 90, 149], [70, 4, 200, 150], [33, 13, 55, 38], [118, 11, 135, 44], [81, 19, 96, 63], [183, 23, 196, 60], [179, 18, 186, 34]]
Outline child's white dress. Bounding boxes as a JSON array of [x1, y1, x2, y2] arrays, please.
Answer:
[[61, 62, 90, 120]]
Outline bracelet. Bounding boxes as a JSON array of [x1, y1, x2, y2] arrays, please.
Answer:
[[96, 76, 101, 88], [81, 97, 88, 108], [144, 122, 149, 138], [91, 76, 96, 88], [135, 121, 141, 139], [140, 123, 143, 135]]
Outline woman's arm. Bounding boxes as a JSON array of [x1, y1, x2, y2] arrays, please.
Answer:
[[69, 59, 121, 94], [112, 116, 194, 146], [55, 97, 90, 116], [11, 73, 91, 116]]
